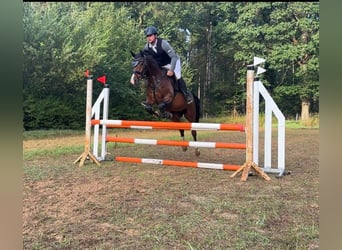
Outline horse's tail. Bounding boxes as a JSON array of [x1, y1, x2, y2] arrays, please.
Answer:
[[192, 93, 201, 122]]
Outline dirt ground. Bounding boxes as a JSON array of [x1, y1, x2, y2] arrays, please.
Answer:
[[23, 128, 319, 249]]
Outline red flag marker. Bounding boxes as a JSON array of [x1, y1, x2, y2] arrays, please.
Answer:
[[97, 75, 106, 84], [84, 69, 90, 77]]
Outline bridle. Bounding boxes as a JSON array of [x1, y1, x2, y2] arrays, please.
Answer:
[[132, 57, 147, 80], [131, 54, 163, 103]]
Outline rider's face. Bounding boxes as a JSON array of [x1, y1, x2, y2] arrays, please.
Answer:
[[146, 34, 156, 44]]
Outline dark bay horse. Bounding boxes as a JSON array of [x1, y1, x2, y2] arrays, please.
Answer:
[[130, 50, 201, 155]]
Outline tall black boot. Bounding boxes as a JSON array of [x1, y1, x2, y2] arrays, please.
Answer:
[[178, 78, 193, 104]]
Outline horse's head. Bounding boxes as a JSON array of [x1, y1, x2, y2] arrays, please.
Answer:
[[130, 51, 146, 85]]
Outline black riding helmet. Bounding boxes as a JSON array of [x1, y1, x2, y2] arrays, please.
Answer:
[[144, 26, 158, 36]]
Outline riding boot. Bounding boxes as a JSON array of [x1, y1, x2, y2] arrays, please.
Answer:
[[178, 78, 193, 104]]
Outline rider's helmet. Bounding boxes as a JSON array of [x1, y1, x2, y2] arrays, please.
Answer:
[[144, 26, 158, 36]]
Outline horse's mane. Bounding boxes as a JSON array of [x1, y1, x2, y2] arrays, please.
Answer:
[[141, 50, 159, 66], [140, 50, 164, 75]]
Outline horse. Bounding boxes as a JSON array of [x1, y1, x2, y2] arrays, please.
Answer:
[[130, 50, 201, 156]]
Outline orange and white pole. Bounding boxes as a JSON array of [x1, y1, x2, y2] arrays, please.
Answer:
[[107, 136, 246, 149], [116, 157, 241, 171], [92, 119, 245, 132]]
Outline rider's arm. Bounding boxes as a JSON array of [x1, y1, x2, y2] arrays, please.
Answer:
[[161, 39, 179, 71]]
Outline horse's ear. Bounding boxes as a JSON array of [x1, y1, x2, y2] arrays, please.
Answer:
[[130, 51, 136, 57], [142, 50, 152, 57]]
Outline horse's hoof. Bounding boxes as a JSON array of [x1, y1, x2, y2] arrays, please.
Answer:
[[160, 112, 172, 119]]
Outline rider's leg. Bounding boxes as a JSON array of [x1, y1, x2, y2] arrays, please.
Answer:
[[172, 59, 193, 104], [162, 60, 192, 104], [178, 78, 193, 104]]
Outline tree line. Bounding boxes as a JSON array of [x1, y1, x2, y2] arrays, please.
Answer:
[[23, 2, 319, 130]]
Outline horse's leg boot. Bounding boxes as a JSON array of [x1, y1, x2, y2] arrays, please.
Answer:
[[141, 101, 151, 108], [178, 78, 193, 104]]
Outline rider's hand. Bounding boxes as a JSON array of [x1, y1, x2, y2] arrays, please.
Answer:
[[166, 70, 174, 77]]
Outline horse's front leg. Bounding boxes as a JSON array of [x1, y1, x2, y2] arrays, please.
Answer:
[[141, 101, 159, 117], [158, 102, 172, 119]]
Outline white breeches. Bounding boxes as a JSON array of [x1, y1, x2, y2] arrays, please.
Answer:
[[162, 59, 181, 80]]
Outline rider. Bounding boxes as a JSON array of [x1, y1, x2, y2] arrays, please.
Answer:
[[142, 26, 193, 104]]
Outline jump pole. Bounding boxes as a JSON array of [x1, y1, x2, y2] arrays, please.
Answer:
[[116, 157, 241, 171], [91, 120, 245, 131], [230, 65, 270, 181], [107, 136, 246, 149], [74, 72, 100, 167]]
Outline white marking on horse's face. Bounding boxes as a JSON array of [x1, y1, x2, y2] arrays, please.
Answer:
[[130, 73, 136, 85]]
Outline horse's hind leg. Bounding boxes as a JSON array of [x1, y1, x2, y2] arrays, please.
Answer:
[[171, 114, 187, 152], [184, 107, 200, 156], [179, 129, 187, 152], [191, 129, 197, 142], [191, 130, 200, 156]]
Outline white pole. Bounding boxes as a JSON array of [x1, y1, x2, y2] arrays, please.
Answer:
[[101, 85, 110, 160], [253, 80, 260, 165]]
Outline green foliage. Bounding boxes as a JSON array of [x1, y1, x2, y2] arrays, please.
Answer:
[[23, 2, 319, 130], [23, 96, 84, 130], [273, 85, 302, 117]]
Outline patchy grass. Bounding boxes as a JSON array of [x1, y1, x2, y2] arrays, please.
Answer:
[[23, 127, 319, 249], [23, 129, 84, 140]]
